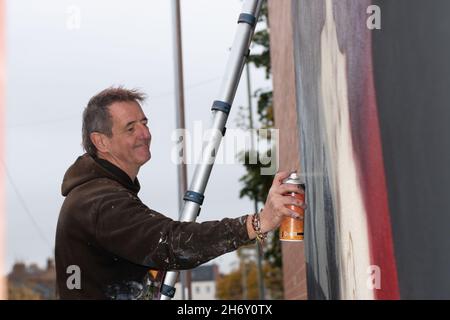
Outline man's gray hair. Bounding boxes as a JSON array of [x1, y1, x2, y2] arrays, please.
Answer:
[[82, 87, 146, 157]]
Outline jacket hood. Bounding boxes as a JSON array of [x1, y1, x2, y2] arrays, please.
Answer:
[[61, 154, 140, 196]]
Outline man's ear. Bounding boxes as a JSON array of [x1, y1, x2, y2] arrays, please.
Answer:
[[90, 132, 110, 153]]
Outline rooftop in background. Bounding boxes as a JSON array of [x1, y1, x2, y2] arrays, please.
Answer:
[[191, 264, 219, 282], [8, 258, 56, 300]]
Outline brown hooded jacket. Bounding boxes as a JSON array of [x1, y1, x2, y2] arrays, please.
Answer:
[[55, 154, 252, 299]]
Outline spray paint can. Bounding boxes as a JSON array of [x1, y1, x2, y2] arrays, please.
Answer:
[[280, 172, 305, 241]]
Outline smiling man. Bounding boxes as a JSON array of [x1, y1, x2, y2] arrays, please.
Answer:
[[89, 100, 151, 181], [55, 87, 305, 300]]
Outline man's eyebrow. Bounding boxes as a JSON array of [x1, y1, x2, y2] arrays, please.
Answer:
[[125, 117, 148, 128]]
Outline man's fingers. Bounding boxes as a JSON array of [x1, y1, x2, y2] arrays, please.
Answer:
[[281, 207, 302, 219], [272, 171, 290, 187], [275, 184, 305, 195], [279, 195, 304, 207]]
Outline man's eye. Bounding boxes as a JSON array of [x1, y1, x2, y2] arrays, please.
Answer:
[[128, 127, 134, 132]]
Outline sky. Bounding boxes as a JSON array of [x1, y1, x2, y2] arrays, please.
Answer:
[[4, 0, 271, 275]]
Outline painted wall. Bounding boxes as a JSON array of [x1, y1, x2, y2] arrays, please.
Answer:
[[292, 0, 398, 299], [283, 0, 450, 299], [371, 0, 450, 299]]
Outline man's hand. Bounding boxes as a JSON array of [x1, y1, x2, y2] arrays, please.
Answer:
[[246, 171, 306, 239]]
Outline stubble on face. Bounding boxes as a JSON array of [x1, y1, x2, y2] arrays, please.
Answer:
[[105, 101, 152, 179]]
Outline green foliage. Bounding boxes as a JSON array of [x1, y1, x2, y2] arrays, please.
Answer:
[[255, 89, 273, 128], [248, 30, 271, 79], [248, 1, 271, 79], [238, 150, 273, 204], [264, 229, 283, 270], [235, 0, 284, 299], [216, 257, 259, 300], [216, 258, 284, 300]]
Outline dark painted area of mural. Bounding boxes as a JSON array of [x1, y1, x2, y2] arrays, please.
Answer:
[[372, 0, 450, 299]]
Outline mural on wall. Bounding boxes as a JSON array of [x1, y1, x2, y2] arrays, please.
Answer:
[[293, 0, 398, 299], [293, 0, 450, 299]]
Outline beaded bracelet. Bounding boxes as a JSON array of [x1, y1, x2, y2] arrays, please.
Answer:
[[251, 211, 268, 244]]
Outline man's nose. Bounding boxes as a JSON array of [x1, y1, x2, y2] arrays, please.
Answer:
[[139, 124, 151, 141]]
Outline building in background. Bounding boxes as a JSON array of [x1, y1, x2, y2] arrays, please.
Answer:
[[8, 258, 56, 299], [174, 264, 219, 300]]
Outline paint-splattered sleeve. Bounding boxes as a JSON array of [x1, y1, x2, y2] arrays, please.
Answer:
[[95, 188, 254, 270]]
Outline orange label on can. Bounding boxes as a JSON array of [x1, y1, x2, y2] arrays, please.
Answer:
[[280, 192, 305, 241]]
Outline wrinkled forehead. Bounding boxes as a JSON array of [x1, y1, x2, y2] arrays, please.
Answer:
[[108, 101, 146, 126]]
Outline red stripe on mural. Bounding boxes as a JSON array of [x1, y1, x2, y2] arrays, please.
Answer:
[[361, 33, 400, 299]]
